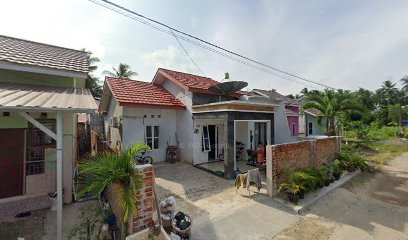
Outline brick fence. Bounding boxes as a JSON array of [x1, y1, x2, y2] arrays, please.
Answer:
[[106, 164, 155, 235], [266, 137, 341, 196]]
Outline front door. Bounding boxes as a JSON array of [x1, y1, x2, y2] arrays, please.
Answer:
[[0, 129, 25, 198]]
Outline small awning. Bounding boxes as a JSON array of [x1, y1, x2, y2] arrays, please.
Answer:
[[0, 82, 98, 113]]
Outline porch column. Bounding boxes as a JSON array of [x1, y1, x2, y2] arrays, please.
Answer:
[[56, 111, 63, 240], [225, 119, 235, 179]]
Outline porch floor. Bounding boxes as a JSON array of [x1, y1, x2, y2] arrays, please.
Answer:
[[194, 160, 267, 183]]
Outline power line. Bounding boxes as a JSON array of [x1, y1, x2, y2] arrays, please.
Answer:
[[88, 0, 326, 89], [169, 29, 207, 77]]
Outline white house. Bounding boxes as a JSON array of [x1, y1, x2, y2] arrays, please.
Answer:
[[99, 68, 293, 179]]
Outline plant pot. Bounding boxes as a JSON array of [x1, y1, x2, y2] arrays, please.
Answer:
[[333, 173, 341, 180], [286, 191, 299, 204], [299, 189, 305, 199]]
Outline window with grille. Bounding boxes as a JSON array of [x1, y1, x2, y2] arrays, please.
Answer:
[[26, 120, 56, 175], [145, 126, 159, 150]]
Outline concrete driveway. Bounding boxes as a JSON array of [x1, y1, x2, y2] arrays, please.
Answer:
[[154, 162, 300, 240]]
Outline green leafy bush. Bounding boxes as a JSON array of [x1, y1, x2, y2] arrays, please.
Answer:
[[337, 151, 368, 171]]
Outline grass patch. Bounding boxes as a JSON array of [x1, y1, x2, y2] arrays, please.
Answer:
[[366, 141, 408, 165], [343, 138, 408, 165]]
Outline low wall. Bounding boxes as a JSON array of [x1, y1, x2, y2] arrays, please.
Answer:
[[266, 137, 341, 196], [106, 164, 155, 235], [0, 194, 51, 217]]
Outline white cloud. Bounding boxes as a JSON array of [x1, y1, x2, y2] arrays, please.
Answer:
[[142, 45, 204, 75]]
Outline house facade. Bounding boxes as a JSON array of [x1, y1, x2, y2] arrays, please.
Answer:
[[100, 69, 292, 179], [299, 108, 327, 136], [250, 89, 300, 136], [0, 35, 97, 223]]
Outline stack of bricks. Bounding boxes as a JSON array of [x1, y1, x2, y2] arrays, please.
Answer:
[[131, 164, 155, 233]]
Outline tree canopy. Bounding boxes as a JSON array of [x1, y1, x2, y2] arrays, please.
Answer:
[[103, 63, 138, 79]]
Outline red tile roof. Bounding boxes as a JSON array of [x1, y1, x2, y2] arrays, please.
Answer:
[[154, 68, 242, 97], [106, 77, 185, 110]]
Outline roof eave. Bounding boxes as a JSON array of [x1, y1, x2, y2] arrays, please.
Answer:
[[119, 102, 186, 110], [0, 60, 88, 79], [0, 106, 97, 113]]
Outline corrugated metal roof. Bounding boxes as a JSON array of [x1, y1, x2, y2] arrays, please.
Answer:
[[0, 35, 89, 73], [0, 82, 98, 112]]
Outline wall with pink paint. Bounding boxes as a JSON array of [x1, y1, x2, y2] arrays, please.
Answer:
[[287, 116, 299, 136], [286, 106, 299, 136]]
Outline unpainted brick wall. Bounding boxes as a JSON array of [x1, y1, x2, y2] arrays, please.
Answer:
[[315, 138, 337, 167], [131, 164, 154, 233], [268, 137, 341, 195], [106, 164, 155, 235]]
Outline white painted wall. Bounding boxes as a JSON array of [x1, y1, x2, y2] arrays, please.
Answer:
[[161, 80, 194, 163], [122, 107, 178, 162], [104, 97, 123, 150], [274, 104, 296, 144]]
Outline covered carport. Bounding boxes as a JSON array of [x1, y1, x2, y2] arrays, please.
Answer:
[[0, 82, 97, 239]]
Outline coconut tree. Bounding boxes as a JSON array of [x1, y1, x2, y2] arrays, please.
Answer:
[[81, 49, 102, 98], [103, 63, 138, 78], [302, 89, 361, 136], [400, 75, 408, 92], [77, 143, 150, 234]]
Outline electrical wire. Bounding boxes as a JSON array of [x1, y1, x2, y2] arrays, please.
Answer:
[[88, 0, 333, 89], [170, 29, 206, 77], [88, 0, 319, 89]]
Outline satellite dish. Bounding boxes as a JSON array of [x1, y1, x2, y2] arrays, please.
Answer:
[[208, 81, 248, 95]]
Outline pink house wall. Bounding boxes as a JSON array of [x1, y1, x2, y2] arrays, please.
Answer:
[[286, 106, 299, 136]]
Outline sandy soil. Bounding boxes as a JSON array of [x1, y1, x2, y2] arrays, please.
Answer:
[[272, 152, 408, 240]]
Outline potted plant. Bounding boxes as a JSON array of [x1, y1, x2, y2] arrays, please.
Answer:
[[290, 171, 317, 198], [320, 167, 331, 186], [331, 160, 342, 180], [302, 167, 324, 189], [278, 181, 302, 204]]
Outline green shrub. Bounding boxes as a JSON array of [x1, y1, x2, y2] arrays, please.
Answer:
[[337, 151, 367, 171], [302, 167, 325, 188]]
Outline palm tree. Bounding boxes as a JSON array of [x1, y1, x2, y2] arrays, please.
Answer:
[[103, 63, 138, 78], [302, 89, 360, 136], [379, 80, 397, 104], [400, 75, 408, 92], [78, 143, 150, 232], [82, 49, 102, 98]]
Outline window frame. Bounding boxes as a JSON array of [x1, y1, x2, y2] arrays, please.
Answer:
[[145, 125, 159, 150], [202, 125, 211, 152]]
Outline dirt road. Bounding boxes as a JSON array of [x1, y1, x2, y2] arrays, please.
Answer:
[[272, 152, 408, 240]]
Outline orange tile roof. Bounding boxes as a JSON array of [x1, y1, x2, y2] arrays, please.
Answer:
[[106, 77, 186, 110], [155, 68, 243, 97]]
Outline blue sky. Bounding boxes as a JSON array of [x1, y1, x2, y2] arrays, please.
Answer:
[[1, 0, 408, 94]]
